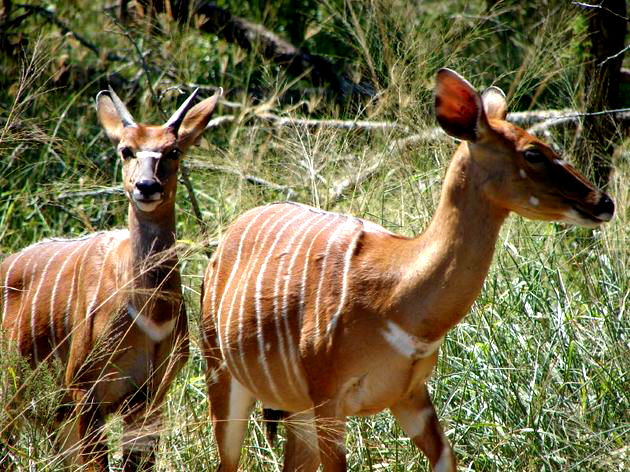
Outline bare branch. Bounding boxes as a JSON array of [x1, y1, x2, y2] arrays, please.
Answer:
[[192, 2, 374, 100], [572, 2, 629, 21]]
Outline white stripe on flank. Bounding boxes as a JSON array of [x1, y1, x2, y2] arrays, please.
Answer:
[[326, 223, 362, 337], [216, 205, 276, 380], [127, 303, 176, 343], [65, 236, 99, 340], [313, 218, 353, 341], [86, 237, 118, 321], [278, 212, 326, 396], [30, 246, 65, 364], [15, 252, 38, 354], [253, 207, 304, 400], [2, 249, 30, 324], [229, 207, 283, 390], [298, 215, 340, 329], [382, 320, 443, 359], [50, 242, 87, 360]]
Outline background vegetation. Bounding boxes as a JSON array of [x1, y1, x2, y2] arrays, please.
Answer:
[[0, 0, 628, 470]]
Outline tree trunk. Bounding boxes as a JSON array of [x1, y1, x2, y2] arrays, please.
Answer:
[[575, 0, 627, 188]]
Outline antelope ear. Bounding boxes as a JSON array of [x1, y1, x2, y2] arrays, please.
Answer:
[[177, 89, 222, 150], [482, 86, 507, 120], [434, 68, 484, 142], [96, 91, 123, 145]]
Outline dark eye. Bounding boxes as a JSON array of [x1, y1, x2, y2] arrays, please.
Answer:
[[120, 147, 135, 160], [523, 149, 545, 164], [165, 149, 181, 160]]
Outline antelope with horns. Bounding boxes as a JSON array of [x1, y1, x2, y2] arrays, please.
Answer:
[[200, 69, 614, 471], [1, 87, 221, 470]]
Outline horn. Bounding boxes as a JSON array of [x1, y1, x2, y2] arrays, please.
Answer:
[[163, 88, 200, 134], [107, 86, 137, 128]]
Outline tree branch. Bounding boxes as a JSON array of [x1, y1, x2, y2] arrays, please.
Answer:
[[192, 1, 374, 100]]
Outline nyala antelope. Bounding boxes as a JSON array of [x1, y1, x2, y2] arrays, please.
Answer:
[[200, 69, 614, 471], [1, 87, 220, 470]]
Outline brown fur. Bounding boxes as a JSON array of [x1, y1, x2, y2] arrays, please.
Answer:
[[1, 88, 220, 470], [199, 70, 614, 471]]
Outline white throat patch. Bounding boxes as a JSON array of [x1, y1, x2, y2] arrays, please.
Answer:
[[382, 320, 443, 360], [127, 303, 176, 343]]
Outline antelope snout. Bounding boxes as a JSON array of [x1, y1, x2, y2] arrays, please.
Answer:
[[132, 179, 163, 212], [593, 193, 615, 222]]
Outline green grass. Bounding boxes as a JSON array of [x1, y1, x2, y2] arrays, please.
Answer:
[[1, 1, 628, 470]]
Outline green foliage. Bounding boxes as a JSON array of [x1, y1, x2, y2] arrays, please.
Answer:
[[0, 0, 628, 470]]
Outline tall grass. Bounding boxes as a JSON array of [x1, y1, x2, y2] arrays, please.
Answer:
[[1, 1, 628, 470]]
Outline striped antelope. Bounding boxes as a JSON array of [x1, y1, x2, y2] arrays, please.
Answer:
[[200, 69, 615, 471], [1, 87, 220, 470]]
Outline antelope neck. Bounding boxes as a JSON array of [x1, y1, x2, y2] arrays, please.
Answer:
[[395, 144, 508, 339], [127, 202, 181, 322]]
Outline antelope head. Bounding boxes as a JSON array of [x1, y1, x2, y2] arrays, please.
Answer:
[[435, 68, 615, 228], [96, 87, 222, 214]]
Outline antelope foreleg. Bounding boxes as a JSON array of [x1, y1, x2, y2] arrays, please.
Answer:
[[283, 410, 320, 472], [206, 365, 255, 472], [313, 401, 347, 472], [390, 384, 456, 472]]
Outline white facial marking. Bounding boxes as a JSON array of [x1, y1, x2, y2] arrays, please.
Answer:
[[127, 303, 176, 343], [596, 212, 613, 222], [134, 200, 161, 212], [136, 151, 162, 160], [519, 169, 527, 179], [529, 196, 540, 207], [382, 320, 443, 359]]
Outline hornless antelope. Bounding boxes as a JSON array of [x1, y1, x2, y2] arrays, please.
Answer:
[[200, 69, 615, 471], [1, 87, 220, 470]]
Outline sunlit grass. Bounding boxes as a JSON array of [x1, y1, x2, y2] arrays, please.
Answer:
[[1, 1, 628, 470]]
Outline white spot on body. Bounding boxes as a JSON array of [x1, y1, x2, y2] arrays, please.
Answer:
[[127, 303, 176, 343], [529, 196, 540, 207], [519, 169, 527, 179], [382, 320, 443, 359]]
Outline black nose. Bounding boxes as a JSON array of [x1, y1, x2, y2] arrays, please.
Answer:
[[594, 193, 615, 218], [135, 180, 162, 197]]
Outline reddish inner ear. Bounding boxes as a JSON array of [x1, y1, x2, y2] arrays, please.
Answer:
[[435, 72, 481, 142]]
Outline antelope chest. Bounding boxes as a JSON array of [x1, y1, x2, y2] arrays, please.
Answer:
[[333, 320, 442, 416]]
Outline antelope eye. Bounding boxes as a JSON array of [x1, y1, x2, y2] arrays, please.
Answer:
[[120, 147, 135, 160], [165, 149, 181, 160], [523, 149, 545, 164]]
